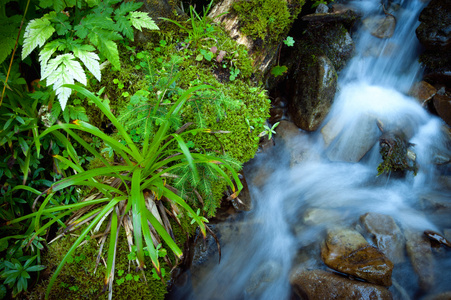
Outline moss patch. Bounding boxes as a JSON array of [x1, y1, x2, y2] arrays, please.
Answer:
[[232, 0, 305, 46]]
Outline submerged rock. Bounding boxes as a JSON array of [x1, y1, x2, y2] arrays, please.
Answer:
[[231, 173, 252, 211], [405, 230, 435, 291], [378, 131, 417, 176], [424, 230, 451, 248], [290, 269, 393, 300], [363, 15, 396, 39], [408, 81, 437, 106], [288, 55, 337, 131], [360, 213, 406, 264], [433, 93, 451, 127], [321, 228, 394, 286]]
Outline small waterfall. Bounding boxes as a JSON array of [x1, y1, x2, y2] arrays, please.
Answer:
[[170, 0, 451, 299]]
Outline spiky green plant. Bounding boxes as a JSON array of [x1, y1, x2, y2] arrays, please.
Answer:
[[5, 84, 242, 299]]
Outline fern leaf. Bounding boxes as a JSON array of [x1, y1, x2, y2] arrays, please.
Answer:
[[114, 15, 134, 41], [39, 0, 65, 12], [128, 12, 159, 31], [89, 31, 120, 69], [73, 47, 101, 81], [22, 17, 55, 60], [115, 1, 142, 16], [0, 16, 21, 64], [42, 53, 87, 110], [39, 40, 65, 77]]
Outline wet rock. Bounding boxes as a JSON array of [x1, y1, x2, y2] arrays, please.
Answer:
[[245, 260, 281, 295], [288, 55, 337, 131], [190, 226, 220, 273], [416, 0, 451, 71], [363, 15, 396, 39], [360, 213, 405, 264], [268, 107, 284, 124], [405, 230, 435, 291], [424, 230, 451, 248], [423, 291, 451, 300], [408, 81, 437, 106], [302, 5, 360, 28], [315, 3, 329, 14], [231, 173, 252, 211], [275, 120, 300, 143], [444, 229, 451, 242], [321, 228, 394, 286], [303, 208, 344, 226], [433, 93, 451, 127], [322, 114, 381, 162], [290, 269, 393, 300], [378, 131, 417, 176], [416, 0, 451, 51]]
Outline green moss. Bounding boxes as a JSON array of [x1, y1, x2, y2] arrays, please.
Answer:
[[377, 134, 417, 176], [232, 0, 305, 45], [23, 229, 169, 300]]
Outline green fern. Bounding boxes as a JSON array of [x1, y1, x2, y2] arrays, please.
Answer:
[[0, 12, 21, 65], [173, 153, 242, 217], [20, 0, 159, 110]]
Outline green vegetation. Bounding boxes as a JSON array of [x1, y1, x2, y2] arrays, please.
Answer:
[[232, 0, 305, 45], [0, 0, 275, 298]]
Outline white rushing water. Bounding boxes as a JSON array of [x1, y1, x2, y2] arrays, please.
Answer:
[[170, 0, 451, 299]]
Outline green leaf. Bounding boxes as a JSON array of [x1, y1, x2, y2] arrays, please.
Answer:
[[128, 11, 159, 31], [88, 32, 120, 70], [22, 17, 56, 60], [73, 47, 101, 81], [39, 0, 65, 11], [0, 15, 21, 64], [39, 40, 65, 77], [270, 65, 288, 77], [41, 53, 87, 110], [114, 15, 134, 41], [115, 1, 142, 16], [283, 36, 295, 47]]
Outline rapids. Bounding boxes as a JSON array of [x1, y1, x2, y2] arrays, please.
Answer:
[[170, 0, 451, 299]]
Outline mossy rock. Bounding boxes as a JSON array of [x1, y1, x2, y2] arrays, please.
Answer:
[[231, 0, 306, 46], [22, 213, 197, 300]]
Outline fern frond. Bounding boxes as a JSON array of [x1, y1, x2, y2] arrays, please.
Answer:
[[41, 53, 87, 110], [129, 12, 159, 31], [73, 47, 101, 81], [22, 17, 55, 60], [0, 15, 21, 64], [88, 30, 121, 69]]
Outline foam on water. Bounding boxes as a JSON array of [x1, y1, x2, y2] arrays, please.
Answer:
[[170, 0, 451, 299]]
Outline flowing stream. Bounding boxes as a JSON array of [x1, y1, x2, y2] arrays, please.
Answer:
[[170, 1, 451, 299]]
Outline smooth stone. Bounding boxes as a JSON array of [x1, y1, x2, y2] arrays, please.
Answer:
[[290, 269, 393, 300], [433, 94, 451, 127], [288, 55, 337, 132], [363, 15, 396, 39], [321, 228, 394, 286], [408, 81, 437, 106], [405, 230, 435, 291], [360, 212, 406, 263]]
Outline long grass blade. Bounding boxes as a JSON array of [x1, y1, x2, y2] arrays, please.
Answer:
[[105, 207, 119, 300], [130, 169, 145, 270], [62, 84, 142, 161], [45, 197, 122, 299]]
